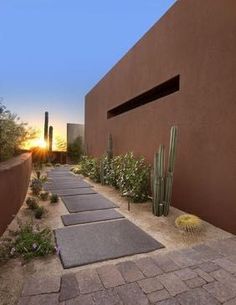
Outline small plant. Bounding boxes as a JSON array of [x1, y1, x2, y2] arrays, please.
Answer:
[[26, 197, 39, 210], [45, 162, 53, 167], [71, 165, 81, 175], [0, 220, 55, 262], [50, 193, 59, 203], [39, 191, 49, 201], [14, 222, 54, 259], [55, 163, 61, 167], [175, 214, 203, 233], [30, 178, 43, 196], [34, 206, 45, 219]]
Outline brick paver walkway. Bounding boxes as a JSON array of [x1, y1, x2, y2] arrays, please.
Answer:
[[17, 236, 236, 305]]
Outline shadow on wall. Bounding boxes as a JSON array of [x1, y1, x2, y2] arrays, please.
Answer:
[[0, 153, 32, 235]]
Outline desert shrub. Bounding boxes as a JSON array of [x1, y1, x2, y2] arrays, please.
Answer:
[[39, 191, 49, 201], [30, 178, 43, 196], [70, 165, 81, 175], [55, 163, 61, 167], [34, 206, 45, 219], [0, 221, 54, 262], [50, 194, 59, 203], [113, 153, 150, 202], [26, 197, 39, 210], [79, 153, 150, 202]]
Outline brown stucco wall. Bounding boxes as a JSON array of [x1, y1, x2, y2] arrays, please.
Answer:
[[85, 0, 236, 234], [0, 153, 32, 235]]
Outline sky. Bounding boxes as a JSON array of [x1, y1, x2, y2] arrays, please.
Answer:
[[0, 0, 176, 140]]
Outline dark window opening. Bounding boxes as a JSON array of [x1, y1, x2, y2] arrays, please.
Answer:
[[107, 75, 180, 119]]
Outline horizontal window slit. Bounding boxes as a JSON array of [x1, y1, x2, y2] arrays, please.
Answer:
[[107, 75, 180, 119]]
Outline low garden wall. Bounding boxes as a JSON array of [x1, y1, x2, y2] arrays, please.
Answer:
[[0, 153, 32, 235]]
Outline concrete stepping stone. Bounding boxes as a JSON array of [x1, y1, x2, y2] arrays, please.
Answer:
[[61, 194, 117, 212], [53, 187, 96, 197], [61, 209, 124, 226], [54, 219, 164, 268]]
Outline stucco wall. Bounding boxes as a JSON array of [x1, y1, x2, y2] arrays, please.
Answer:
[[0, 153, 32, 235], [67, 123, 84, 147], [85, 0, 236, 233]]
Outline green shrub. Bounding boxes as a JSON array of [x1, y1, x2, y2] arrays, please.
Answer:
[[34, 206, 45, 219], [26, 197, 39, 210], [55, 163, 61, 167], [79, 153, 150, 202], [30, 178, 43, 196], [39, 191, 49, 201], [50, 194, 59, 203]]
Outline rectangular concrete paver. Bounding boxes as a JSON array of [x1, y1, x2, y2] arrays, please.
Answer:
[[59, 274, 80, 302], [135, 257, 163, 277], [152, 255, 180, 272], [213, 258, 236, 274], [176, 287, 221, 305], [203, 281, 236, 303], [21, 276, 61, 296], [18, 294, 59, 305], [157, 273, 189, 296], [210, 269, 236, 290], [92, 290, 123, 305], [195, 262, 220, 273], [96, 265, 125, 288], [115, 282, 149, 305], [156, 299, 180, 305], [116, 261, 144, 283], [174, 268, 197, 280], [76, 270, 103, 294], [223, 298, 236, 305], [138, 277, 163, 294], [193, 268, 214, 283], [184, 277, 206, 288], [147, 289, 170, 303], [65, 294, 94, 305]]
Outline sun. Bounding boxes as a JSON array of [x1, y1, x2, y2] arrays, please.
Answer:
[[36, 139, 47, 149]]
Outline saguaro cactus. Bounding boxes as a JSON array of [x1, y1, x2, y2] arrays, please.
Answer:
[[49, 126, 53, 152], [152, 126, 178, 216], [44, 111, 49, 146]]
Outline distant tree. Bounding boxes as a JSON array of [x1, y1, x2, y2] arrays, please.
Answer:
[[67, 136, 84, 163], [0, 101, 36, 161], [55, 136, 67, 152]]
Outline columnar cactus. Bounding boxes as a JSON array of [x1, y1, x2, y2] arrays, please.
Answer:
[[152, 126, 178, 216], [49, 126, 53, 152], [44, 111, 49, 146]]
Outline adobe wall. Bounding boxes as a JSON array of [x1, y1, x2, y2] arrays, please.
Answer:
[[0, 153, 32, 235], [85, 0, 236, 233]]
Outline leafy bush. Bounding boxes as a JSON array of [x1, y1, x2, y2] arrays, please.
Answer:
[[0, 102, 36, 161], [34, 206, 45, 219], [78, 153, 150, 202], [55, 163, 61, 167], [50, 194, 59, 203], [39, 191, 49, 201], [30, 178, 43, 196], [26, 197, 39, 210]]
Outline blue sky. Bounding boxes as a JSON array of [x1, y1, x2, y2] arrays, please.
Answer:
[[0, 0, 176, 138]]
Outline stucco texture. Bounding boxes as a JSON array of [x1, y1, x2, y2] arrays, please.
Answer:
[[0, 153, 32, 235], [85, 0, 236, 233]]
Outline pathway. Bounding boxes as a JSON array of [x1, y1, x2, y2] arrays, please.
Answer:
[[17, 167, 236, 304]]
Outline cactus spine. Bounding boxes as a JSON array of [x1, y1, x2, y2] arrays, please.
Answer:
[[153, 126, 178, 216], [49, 126, 53, 152], [44, 111, 49, 147]]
